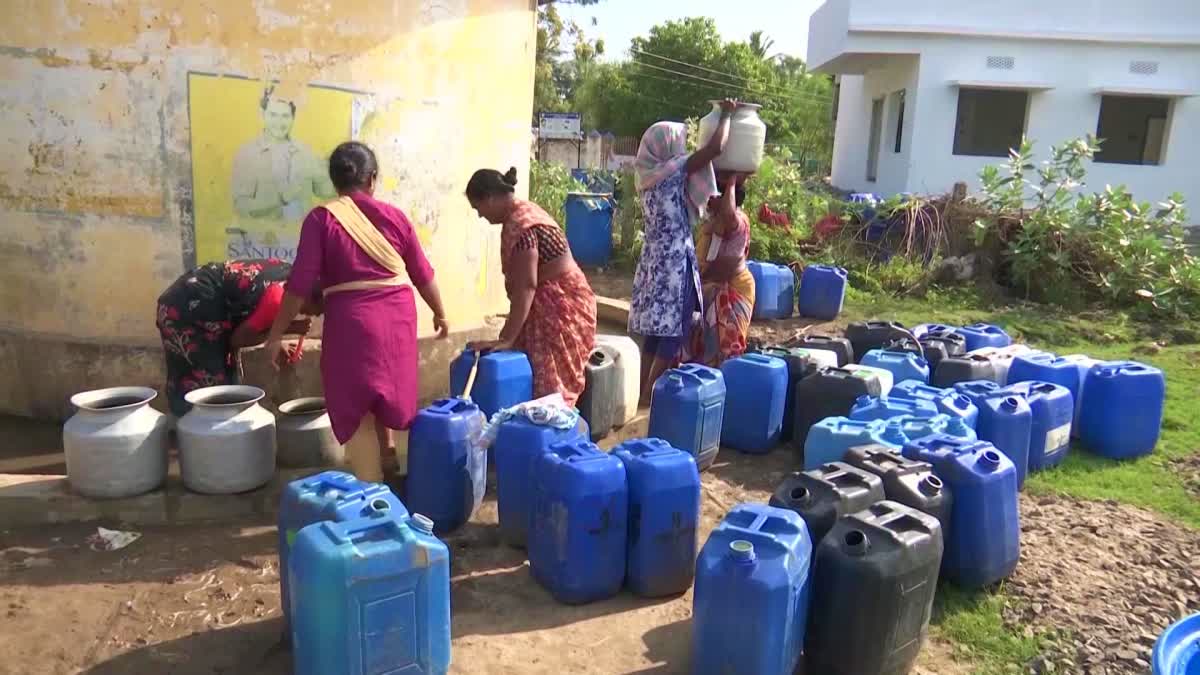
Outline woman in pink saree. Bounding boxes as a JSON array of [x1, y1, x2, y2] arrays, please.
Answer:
[[266, 142, 448, 481]]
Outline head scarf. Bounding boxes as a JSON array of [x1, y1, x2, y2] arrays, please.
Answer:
[[634, 121, 719, 219]]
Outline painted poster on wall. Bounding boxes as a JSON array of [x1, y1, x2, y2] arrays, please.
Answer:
[[188, 73, 371, 263]]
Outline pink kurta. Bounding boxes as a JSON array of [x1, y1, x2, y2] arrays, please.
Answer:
[[288, 191, 435, 444]]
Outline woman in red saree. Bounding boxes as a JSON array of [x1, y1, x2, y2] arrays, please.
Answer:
[[465, 167, 596, 405], [265, 142, 449, 482]]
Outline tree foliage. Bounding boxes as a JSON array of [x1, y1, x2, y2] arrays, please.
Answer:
[[571, 18, 834, 168], [536, 8, 834, 172], [535, 1, 605, 116]]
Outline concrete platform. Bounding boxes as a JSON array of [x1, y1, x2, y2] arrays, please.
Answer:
[[0, 297, 639, 529], [596, 296, 630, 327], [0, 468, 316, 529], [0, 408, 652, 530]]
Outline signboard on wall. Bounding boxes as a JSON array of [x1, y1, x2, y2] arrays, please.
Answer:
[[187, 72, 370, 263], [538, 112, 583, 139]]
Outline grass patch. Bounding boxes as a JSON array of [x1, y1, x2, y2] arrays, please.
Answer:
[[933, 585, 1047, 674], [1025, 342, 1200, 528]]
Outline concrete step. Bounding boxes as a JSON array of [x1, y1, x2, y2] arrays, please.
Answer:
[[0, 468, 316, 529]]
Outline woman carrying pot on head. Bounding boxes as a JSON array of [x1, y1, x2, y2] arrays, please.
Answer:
[[265, 141, 449, 482], [684, 172, 755, 367], [156, 258, 323, 418], [464, 167, 597, 406], [629, 99, 738, 405]]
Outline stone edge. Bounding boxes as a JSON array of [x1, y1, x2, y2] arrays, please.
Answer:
[[0, 469, 318, 529]]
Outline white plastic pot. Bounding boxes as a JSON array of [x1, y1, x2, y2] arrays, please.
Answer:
[[698, 101, 767, 173]]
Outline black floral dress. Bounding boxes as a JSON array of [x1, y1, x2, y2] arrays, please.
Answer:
[[156, 259, 291, 416]]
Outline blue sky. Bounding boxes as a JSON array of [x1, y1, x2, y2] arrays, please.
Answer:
[[555, 0, 825, 61]]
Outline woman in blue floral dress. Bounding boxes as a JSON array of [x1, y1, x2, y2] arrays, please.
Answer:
[[629, 99, 738, 405]]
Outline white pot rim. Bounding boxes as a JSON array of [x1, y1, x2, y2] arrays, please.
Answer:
[[70, 386, 158, 412], [278, 397, 328, 416], [184, 385, 266, 408], [707, 100, 763, 112]]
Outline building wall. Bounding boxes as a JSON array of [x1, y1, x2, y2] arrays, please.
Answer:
[[905, 36, 1200, 207], [821, 30, 1200, 212], [859, 57, 919, 197], [539, 139, 583, 169], [0, 0, 537, 418], [816, 0, 1200, 50], [830, 75, 868, 189]]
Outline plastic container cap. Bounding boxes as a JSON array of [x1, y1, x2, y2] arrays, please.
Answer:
[[729, 539, 757, 562], [411, 513, 435, 534]]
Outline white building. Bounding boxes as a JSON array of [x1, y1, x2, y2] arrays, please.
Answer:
[[808, 0, 1200, 213]]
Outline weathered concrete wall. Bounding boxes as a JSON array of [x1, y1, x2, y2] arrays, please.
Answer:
[[0, 0, 537, 419]]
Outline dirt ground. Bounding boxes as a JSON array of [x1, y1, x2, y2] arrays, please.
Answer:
[[1005, 495, 1200, 674], [3, 435, 1197, 674], [9, 456, 1197, 675], [3, 271, 1195, 674], [0, 432, 975, 675]]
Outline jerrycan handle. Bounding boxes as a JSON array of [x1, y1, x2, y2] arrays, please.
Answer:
[[323, 499, 404, 544], [623, 438, 679, 460], [308, 471, 362, 495], [427, 397, 473, 416], [894, 326, 924, 359], [720, 525, 789, 556], [1096, 362, 1141, 377]]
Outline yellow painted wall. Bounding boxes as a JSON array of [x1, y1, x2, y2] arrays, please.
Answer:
[[0, 0, 537, 416], [0, 0, 536, 415]]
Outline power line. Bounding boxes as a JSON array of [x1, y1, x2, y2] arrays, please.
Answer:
[[630, 59, 833, 107], [631, 47, 832, 103], [632, 47, 766, 87], [629, 61, 833, 110], [627, 65, 831, 112], [625, 68, 822, 121]]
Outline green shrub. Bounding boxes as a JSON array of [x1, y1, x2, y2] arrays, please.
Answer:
[[974, 136, 1197, 317], [612, 167, 644, 269], [529, 161, 585, 227], [742, 153, 823, 265]]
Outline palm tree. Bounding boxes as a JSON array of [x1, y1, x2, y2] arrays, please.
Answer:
[[749, 31, 776, 60]]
